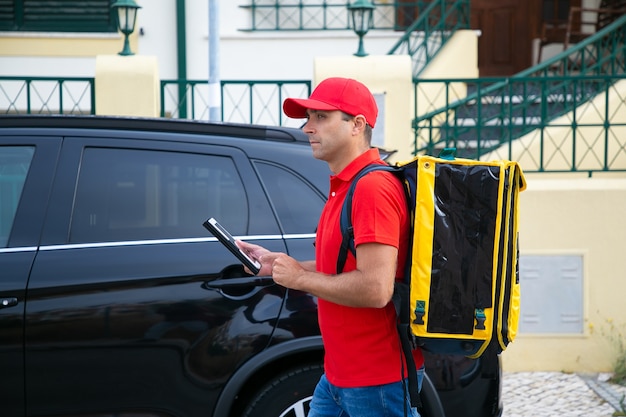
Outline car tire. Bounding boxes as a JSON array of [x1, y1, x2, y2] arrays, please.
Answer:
[[242, 364, 323, 417], [421, 372, 446, 417]]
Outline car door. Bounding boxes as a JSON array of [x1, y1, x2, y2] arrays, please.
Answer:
[[252, 159, 327, 339], [25, 134, 289, 417], [0, 137, 60, 417]]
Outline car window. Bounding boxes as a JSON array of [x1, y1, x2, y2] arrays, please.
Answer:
[[70, 147, 248, 243], [254, 161, 324, 234], [0, 146, 35, 247]]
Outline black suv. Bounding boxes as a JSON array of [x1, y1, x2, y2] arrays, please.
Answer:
[[0, 115, 501, 417]]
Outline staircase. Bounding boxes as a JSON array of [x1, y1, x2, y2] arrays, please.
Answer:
[[411, 13, 626, 161], [387, 0, 470, 79]]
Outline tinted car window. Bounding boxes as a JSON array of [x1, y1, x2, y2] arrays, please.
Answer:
[[70, 147, 247, 242], [0, 146, 35, 247], [255, 161, 325, 234]]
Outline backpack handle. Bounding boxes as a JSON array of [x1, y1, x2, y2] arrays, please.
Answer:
[[437, 147, 457, 160]]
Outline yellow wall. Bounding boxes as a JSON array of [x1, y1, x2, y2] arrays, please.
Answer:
[[491, 82, 626, 373], [0, 32, 138, 57], [420, 30, 479, 79], [504, 176, 626, 372], [95, 54, 160, 117]]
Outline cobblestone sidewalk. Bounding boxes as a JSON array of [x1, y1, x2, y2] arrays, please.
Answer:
[[501, 372, 626, 417]]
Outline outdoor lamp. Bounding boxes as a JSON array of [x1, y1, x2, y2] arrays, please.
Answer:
[[348, 0, 376, 57], [111, 0, 142, 56]]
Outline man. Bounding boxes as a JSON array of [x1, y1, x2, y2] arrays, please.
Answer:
[[238, 77, 424, 417]]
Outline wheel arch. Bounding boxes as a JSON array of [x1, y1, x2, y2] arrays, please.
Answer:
[[213, 336, 324, 417]]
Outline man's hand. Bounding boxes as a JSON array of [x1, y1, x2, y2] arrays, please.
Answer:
[[266, 253, 308, 291], [235, 240, 279, 276], [236, 241, 309, 288]]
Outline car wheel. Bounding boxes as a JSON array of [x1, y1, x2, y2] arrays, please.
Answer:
[[242, 364, 323, 417], [421, 372, 446, 417]]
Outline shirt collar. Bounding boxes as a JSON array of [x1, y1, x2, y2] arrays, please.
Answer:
[[335, 148, 383, 183]]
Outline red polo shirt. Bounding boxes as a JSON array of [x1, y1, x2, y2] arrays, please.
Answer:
[[315, 148, 424, 388]]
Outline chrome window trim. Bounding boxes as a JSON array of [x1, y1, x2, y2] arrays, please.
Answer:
[[0, 246, 37, 253], [0, 233, 316, 253]]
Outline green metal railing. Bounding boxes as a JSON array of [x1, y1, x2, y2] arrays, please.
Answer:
[[0, 77, 95, 115], [240, 1, 434, 31], [160, 79, 311, 127], [413, 75, 626, 174], [388, 0, 470, 78], [412, 13, 626, 174], [0, 77, 309, 126]]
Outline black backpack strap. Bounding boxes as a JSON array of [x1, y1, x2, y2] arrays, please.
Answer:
[[336, 163, 398, 274], [394, 282, 422, 411]]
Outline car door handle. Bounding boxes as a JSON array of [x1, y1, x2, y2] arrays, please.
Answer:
[[204, 276, 275, 289], [0, 297, 18, 309]]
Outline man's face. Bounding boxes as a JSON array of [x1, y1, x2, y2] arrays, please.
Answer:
[[302, 109, 354, 164]]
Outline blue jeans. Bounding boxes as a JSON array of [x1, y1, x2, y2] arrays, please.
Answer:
[[308, 367, 424, 417]]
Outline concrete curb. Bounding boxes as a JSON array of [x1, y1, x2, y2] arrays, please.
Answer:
[[579, 373, 626, 413]]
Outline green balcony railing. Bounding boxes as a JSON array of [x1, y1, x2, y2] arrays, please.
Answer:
[[240, 1, 434, 31], [412, 13, 626, 175], [0, 77, 95, 115], [388, 0, 470, 78], [0, 77, 310, 127], [160, 79, 311, 127]]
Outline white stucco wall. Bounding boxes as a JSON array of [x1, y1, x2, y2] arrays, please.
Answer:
[[0, 1, 403, 82]]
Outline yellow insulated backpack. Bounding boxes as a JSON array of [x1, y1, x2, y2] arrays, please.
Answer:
[[337, 151, 526, 405]]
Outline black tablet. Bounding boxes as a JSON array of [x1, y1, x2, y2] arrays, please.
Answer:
[[202, 217, 261, 275]]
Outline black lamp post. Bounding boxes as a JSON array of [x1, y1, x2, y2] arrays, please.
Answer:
[[111, 0, 142, 56], [348, 0, 376, 57]]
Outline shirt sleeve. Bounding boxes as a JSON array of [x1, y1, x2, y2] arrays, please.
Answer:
[[351, 170, 407, 249]]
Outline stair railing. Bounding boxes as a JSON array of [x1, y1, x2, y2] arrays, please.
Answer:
[[387, 0, 470, 79], [412, 13, 626, 166]]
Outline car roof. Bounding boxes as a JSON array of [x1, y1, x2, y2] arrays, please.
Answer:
[[0, 114, 309, 144], [0, 114, 331, 196]]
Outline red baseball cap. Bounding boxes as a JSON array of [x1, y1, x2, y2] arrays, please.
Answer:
[[283, 77, 378, 128]]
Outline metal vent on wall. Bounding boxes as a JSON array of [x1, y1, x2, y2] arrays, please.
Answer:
[[518, 255, 584, 334]]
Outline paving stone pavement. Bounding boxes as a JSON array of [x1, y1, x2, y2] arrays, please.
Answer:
[[501, 372, 626, 417]]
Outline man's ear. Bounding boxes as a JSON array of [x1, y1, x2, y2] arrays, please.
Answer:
[[353, 114, 367, 132]]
